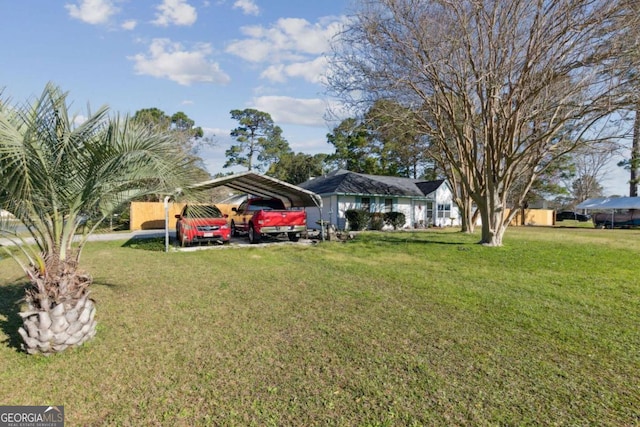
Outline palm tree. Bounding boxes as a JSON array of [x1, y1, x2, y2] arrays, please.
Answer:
[[0, 83, 202, 355]]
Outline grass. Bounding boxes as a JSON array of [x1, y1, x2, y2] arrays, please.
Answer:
[[0, 227, 638, 426]]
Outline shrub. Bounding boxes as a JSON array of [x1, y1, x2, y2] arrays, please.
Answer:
[[384, 212, 406, 230], [370, 212, 385, 230], [345, 209, 371, 231]]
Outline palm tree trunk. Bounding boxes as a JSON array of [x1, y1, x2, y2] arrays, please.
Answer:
[[18, 260, 97, 355], [19, 292, 97, 356]]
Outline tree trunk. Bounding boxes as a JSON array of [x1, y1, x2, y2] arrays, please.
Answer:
[[18, 260, 97, 355], [18, 292, 97, 356], [458, 195, 475, 233], [628, 106, 639, 220], [475, 192, 508, 246]]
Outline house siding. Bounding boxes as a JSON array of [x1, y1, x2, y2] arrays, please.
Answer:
[[305, 193, 457, 231]]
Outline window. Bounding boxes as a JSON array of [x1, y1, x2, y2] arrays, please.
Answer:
[[384, 198, 393, 212], [360, 197, 371, 212], [437, 203, 451, 218]]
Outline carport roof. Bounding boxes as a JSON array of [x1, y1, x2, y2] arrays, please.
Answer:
[[189, 171, 323, 208], [576, 197, 640, 210]]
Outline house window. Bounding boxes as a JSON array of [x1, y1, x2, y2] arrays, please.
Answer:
[[384, 198, 393, 212], [360, 197, 371, 212], [437, 203, 451, 218]]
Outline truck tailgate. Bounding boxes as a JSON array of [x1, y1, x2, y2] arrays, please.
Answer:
[[259, 210, 306, 226]]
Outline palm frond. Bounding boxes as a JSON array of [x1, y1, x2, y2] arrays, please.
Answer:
[[0, 82, 203, 274]]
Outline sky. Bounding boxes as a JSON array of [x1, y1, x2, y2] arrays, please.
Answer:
[[0, 0, 631, 196], [0, 0, 350, 176]]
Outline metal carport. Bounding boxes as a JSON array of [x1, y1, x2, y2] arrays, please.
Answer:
[[163, 171, 324, 251], [576, 197, 640, 229], [190, 171, 323, 209], [576, 197, 640, 210]]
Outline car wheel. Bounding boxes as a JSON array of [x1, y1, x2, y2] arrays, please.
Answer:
[[288, 232, 300, 242], [231, 221, 239, 237], [249, 224, 261, 244], [180, 233, 189, 247]]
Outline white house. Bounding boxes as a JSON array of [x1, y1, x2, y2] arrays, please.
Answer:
[[298, 169, 460, 230]]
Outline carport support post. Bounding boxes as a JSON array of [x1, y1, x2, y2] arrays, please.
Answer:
[[318, 206, 325, 241], [164, 196, 171, 253]]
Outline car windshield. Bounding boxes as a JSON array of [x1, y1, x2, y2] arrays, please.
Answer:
[[185, 205, 222, 218]]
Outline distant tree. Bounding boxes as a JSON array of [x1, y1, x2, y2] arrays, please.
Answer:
[[572, 175, 605, 202], [132, 108, 210, 184], [562, 141, 617, 202], [257, 124, 292, 169], [133, 108, 206, 155], [326, 118, 379, 174], [267, 152, 328, 184], [226, 108, 291, 172], [365, 99, 431, 178], [327, 103, 434, 178]]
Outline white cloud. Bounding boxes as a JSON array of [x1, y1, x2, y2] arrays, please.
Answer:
[[152, 0, 197, 27], [261, 56, 328, 84], [121, 19, 137, 30], [129, 38, 230, 86], [225, 16, 345, 85], [226, 18, 326, 62], [65, 0, 119, 25], [252, 96, 328, 127], [233, 0, 259, 16]]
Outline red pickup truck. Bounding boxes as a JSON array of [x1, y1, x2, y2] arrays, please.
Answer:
[[229, 197, 306, 243]]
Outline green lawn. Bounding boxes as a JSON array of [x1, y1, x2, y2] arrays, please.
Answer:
[[0, 227, 638, 426]]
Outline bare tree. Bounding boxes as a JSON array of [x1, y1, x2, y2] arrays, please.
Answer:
[[328, 0, 630, 246], [562, 140, 618, 203]]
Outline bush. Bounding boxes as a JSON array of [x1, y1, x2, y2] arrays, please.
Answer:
[[384, 212, 406, 230], [345, 209, 371, 231], [370, 212, 385, 230]]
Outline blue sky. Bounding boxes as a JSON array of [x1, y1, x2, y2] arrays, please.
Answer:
[[0, 0, 630, 195], [0, 0, 349, 176]]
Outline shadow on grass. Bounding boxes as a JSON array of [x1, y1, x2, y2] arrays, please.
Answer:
[[91, 279, 123, 290], [0, 280, 27, 352], [356, 231, 477, 246], [121, 236, 168, 252]]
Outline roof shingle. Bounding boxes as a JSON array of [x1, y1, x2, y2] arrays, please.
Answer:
[[299, 170, 445, 197]]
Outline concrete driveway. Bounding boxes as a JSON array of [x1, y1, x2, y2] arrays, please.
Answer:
[[1, 229, 317, 250]]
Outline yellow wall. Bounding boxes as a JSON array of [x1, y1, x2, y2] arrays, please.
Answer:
[[130, 202, 239, 231], [507, 209, 554, 226]]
